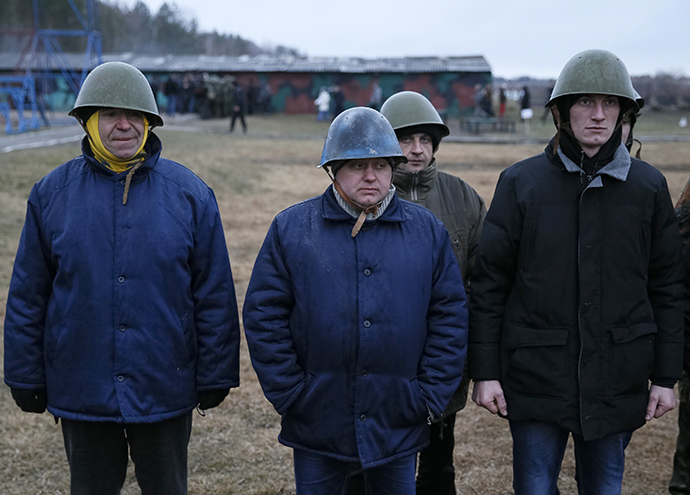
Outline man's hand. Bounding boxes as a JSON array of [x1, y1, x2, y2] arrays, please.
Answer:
[[472, 380, 508, 416], [11, 388, 47, 414], [197, 388, 230, 411], [646, 384, 676, 421]]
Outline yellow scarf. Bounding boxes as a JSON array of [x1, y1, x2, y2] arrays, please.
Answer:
[[86, 111, 149, 172]]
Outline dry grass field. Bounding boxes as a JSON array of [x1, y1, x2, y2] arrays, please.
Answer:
[[1, 112, 689, 494]]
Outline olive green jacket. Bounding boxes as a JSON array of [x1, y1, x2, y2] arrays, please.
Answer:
[[394, 160, 487, 415]]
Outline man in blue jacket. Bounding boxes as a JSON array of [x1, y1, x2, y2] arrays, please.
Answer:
[[3, 62, 241, 494], [242, 107, 468, 495], [470, 50, 683, 494]]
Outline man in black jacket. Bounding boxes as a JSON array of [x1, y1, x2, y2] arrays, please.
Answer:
[[469, 49, 684, 494]]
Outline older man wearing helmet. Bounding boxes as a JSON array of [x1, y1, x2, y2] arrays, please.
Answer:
[[3, 61, 241, 493], [469, 50, 684, 493], [243, 107, 468, 495]]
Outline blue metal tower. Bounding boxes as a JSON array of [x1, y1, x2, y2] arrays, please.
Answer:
[[0, 0, 103, 133]]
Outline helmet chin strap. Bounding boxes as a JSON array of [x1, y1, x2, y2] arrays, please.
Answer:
[[325, 166, 385, 238], [550, 103, 634, 156]]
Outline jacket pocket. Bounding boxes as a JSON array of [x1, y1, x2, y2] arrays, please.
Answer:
[[503, 324, 569, 398], [286, 371, 317, 420], [390, 377, 429, 427], [609, 323, 656, 397]]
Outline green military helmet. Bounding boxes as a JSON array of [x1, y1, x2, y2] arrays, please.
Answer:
[[633, 88, 645, 110], [547, 49, 640, 112], [69, 61, 163, 127], [380, 91, 450, 138]]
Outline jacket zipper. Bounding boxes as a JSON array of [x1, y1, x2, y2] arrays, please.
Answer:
[[411, 173, 419, 201]]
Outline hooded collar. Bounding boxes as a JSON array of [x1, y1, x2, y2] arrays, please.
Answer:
[[556, 141, 631, 188]]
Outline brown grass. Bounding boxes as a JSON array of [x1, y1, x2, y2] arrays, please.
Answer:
[[1, 114, 689, 494]]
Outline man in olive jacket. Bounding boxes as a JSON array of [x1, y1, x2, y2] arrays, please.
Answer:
[[469, 50, 683, 493], [381, 90, 486, 495]]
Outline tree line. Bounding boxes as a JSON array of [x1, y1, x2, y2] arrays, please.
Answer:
[[0, 0, 300, 57]]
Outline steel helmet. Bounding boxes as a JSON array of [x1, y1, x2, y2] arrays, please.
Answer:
[[633, 88, 645, 110], [319, 107, 407, 170], [546, 49, 640, 112], [69, 61, 163, 127], [380, 91, 450, 138]]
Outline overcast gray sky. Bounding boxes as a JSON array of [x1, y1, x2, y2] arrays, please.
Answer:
[[121, 0, 689, 79]]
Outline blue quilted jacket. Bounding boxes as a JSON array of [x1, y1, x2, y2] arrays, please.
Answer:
[[4, 134, 240, 422], [243, 187, 467, 468]]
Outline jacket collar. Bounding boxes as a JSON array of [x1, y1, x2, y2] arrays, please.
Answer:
[[392, 159, 438, 197], [556, 142, 631, 186], [321, 185, 406, 223], [82, 132, 163, 178]]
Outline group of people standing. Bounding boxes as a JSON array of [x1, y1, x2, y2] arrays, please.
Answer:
[[4, 49, 690, 495]]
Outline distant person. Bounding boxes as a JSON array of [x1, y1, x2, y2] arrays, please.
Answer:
[[368, 81, 383, 111], [541, 85, 555, 123], [481, 83, 494, 117], [314, 86, 331, 122], [469, 49, 683, 494], [499, 84, 507, 118], [247, 80, 257, 115], [382, 90, 486, 495], [3, 61, 241, 494], [230, 80, 247, 134], [164, 75, 180, 116], [180, 75, 195, 114], [331, 84, 345, 120], [242, 106, 468, 495], [520, 85, 532, 131]]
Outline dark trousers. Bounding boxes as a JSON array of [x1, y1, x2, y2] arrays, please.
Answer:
[[348, 413, 457, 495], [510, 420, 631, 495], [230, 110, 247, 133], [61, 412, 193, 495], [671, 373, 690, 494], [295, 449, 416, 495], [416, 412, 457, 495]]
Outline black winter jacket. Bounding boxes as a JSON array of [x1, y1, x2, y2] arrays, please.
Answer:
[[469, 141, 684, 440]]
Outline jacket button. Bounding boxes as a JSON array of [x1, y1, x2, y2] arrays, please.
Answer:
[[360, 414, 367, 422], [363, 320, 371, 328], [119, 325, 126, 332], [364, 268, 372, 276], [118, 276, 125, 283], [117, 375, 124, 382], [119, 179, 126, 185], [361, 369, 369, 377]]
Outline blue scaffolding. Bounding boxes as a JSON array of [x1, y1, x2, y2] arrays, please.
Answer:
[[0, 0, 103, 133]]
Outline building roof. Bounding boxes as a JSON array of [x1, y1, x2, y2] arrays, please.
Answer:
[[0, 52, 491, 74]]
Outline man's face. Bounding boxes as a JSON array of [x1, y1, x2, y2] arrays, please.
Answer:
[[398, 133, 434, 172], [569, 94, 620, 157], [98, 108, 146, 159], [335, 158, 392, 207]]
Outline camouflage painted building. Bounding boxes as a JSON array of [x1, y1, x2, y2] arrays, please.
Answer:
[[0, 52, 492, 118]]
